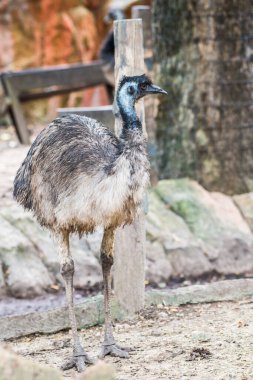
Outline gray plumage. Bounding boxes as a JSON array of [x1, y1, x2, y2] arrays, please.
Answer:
[[13, 112, 148, 234], [13, 75, 165, 236], [13, 74, 167, 372]]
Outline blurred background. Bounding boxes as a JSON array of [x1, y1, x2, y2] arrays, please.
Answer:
[[1, 0, 253, 316], [0, 1, 148, 127]]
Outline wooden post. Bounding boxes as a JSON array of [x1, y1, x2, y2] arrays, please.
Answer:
[[132, 6, 158, 185], [131, 6, 152, 54], [113, 19, 146, 314], [1, 76, 30, 145]]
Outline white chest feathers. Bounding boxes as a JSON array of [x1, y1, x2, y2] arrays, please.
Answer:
[[55, 152, 149, 228]]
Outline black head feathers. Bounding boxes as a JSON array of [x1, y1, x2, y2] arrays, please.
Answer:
[[118, 74, 152, 91]]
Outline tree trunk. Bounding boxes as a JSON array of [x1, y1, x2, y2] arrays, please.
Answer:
[[153, 0, 253, 194]]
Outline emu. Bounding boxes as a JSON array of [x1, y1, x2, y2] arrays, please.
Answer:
[[13, 74, 167, 372]]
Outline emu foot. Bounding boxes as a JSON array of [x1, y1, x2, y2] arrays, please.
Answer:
[[61, 349, 94, 372], [99, 342, 132, 359]]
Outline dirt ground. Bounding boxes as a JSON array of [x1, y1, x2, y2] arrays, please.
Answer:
[[5, 300, 253, 380]]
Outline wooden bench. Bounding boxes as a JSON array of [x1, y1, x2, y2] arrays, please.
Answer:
[[0, 61, 110, 144]]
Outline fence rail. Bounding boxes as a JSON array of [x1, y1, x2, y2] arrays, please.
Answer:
[[0, 61, 109, 144]]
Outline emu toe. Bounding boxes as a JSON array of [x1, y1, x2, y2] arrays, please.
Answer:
[[99, 343, 132, 359], [61, 352, 94, 372]]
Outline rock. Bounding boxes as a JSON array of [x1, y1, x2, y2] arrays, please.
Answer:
[[1, 204, 60, 274], [147, 190, 213, 278], [0, 147, 29, 208], [146, 241, 172, 283], [147, 190, 196, 247], [77, 360, 116, 380], [214, 237, 253, 275], [210, 192, 252, 236], [0, 344, 63, 380], [158, 311, 168, 320], [154, 179, 253, 275], [0, 204, 103, 291], [166, 246, 212, 278], [85, 229, 103, 260], [71, 236, 102, 289], [159, 179, 251, 240], [0, 216, 53, 298], [145, 279, 253, 307], [191, 331, 211, 343], [233, 192, 253, 232]]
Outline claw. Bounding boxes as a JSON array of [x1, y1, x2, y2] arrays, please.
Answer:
[[99, 343, 131, 359], [115, 344, 134, 353], [61, 358, 75, 371], [61, 353, 94, 372]]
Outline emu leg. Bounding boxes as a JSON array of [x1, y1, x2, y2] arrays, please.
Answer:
[[57, 232, 93, 372], [99, 227, 130, 359]]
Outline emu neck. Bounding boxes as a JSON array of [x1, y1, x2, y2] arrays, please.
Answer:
[[117, 94, 142, 139]]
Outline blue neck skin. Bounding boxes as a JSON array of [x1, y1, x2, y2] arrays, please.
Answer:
[[116, 93, 142, 139]]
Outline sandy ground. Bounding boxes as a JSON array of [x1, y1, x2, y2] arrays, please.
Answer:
[[5, 300, 253, 380]]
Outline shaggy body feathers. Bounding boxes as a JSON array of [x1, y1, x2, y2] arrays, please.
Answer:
[[14, 114, 149, 235], [13, 75, 167, 372]]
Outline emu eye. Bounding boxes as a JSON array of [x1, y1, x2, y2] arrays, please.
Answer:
[[140, 83, 147, 91], [127, 86, 135, 95]]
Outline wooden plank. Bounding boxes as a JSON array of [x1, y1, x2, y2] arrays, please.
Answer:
[[57, 106, 114, 129], [0, 77, 9, 116], [5, 61, 107, 94], [20, 86, 91, 101], [1, 75, 30, 144], [113, 19, 146, 314]]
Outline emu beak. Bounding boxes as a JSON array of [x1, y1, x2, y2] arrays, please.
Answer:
[[146, 84, 168, 95]]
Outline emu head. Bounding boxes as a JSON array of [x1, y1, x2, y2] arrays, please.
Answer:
[[117, 74, 167, 108]]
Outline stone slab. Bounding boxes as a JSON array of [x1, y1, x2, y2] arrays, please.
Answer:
[[1, 279, 253, 341], [0, 294, 128, 341], [146, 279, 253, 306]]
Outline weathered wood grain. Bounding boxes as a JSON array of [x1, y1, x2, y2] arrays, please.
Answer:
[[1, 75, 30, 144], [113, 19, 146, 314]]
